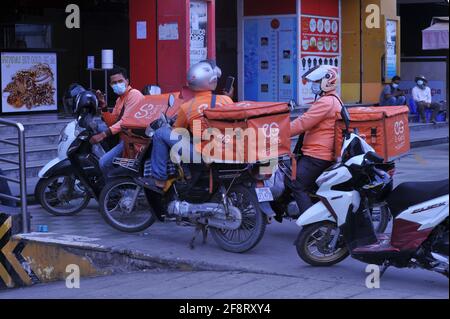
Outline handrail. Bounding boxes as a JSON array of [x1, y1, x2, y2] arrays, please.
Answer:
[[0, 118, 29, 233]]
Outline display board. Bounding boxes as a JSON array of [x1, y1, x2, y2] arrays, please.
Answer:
[[385, 20, 398, 81], [299, 15, 341, 105], [1, 52, 57, 113], [243, 16, 297, 102]]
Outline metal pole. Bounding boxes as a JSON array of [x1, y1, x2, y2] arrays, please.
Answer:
[[104, 69, 108, 106], [17, 123, 29, 233]]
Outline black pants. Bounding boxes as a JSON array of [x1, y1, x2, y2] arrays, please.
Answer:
[[286, 155, 332, 215], [416, 101, 440, 122]]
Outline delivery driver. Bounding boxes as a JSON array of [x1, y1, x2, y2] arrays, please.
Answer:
[[288, 65, 342, 215], [90, 67, 144, 173], [137, 60, 233, 191]]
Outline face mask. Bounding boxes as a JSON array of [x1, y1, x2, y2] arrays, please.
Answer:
[[311, 82, 322, 95], [417, 80, 424, 86], [112, 82, 127, 95], [392, 83, 399, 89]]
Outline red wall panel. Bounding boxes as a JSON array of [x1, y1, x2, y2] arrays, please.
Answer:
[[244, 0, 296, 16], [129, 0, 157, 91], [301, 0, 339, 17]]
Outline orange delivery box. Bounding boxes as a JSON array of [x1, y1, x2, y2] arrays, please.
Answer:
[[201, 101, 291, 163], [335, 105, 410, 161], [119, 91, 185, 158]]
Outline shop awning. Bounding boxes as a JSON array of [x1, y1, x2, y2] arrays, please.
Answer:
[[422, 17, 449, 50]]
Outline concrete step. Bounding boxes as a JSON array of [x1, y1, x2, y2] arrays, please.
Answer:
[[1, 159, 51, 181], [2, 131, 60, 147], [410, 127, 449, 148], [0, 119, 71, 136], [0, 144, 58, 162], [408, 122, 448, 132]]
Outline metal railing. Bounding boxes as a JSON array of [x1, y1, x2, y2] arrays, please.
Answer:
[[0, 118, 29, 233]]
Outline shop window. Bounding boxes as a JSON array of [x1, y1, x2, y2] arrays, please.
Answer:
[[1, 24, 52, 49]]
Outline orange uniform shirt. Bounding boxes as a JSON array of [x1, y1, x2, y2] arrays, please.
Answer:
[[173, 91, 233, 138], [102, 86, 144, 135], [290, 91, 342, 161]]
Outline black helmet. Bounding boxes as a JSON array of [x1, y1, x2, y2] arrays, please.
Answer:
[[74, 91, 98, 116], [63, 83, 86, 114]]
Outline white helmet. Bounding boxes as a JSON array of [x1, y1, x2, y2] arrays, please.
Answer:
[[187, 60, 222, 92], [302, 65, 339, 93]]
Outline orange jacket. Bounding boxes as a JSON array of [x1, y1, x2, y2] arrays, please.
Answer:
[[101, 86, 144, 135], [290, 91, 342, 161], [174, 91, 233, 138]]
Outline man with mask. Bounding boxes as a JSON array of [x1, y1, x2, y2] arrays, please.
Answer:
[[412, 75, 440, 124], [288, 65, 342, 215], [90, 67, 144, 173], [379, 75, 406, 106], [137, 60, 233, 191]]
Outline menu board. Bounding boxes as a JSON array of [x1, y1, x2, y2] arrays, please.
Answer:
[[1, 52, 57, 113], [190, 0, 208, 66], [244, 17, 297, 102], [300, 15, 341, 105]]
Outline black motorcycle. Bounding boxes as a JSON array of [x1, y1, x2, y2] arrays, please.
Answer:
[[98, 95, 276, 253]]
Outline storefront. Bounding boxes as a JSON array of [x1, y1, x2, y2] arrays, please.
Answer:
[[0, 0, 402, 116]]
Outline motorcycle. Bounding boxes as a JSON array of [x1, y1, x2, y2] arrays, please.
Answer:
[[266, 101, 390, 233], [98, 94, 276, 253], [35, 109, 108, 216], [295, 106, 449, 277], [36, 85, 164, 216]]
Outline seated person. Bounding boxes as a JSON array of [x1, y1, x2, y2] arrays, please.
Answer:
[[90, 67, 144, 173], [137, 60, 233, 191], [379, 75, 406, 106], [412, 75, 441, 124]]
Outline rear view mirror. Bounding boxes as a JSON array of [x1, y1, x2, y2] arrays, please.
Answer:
[[288, 100, 296, 111], [142, 85, 161, 96], [168, 94, 175, 108]]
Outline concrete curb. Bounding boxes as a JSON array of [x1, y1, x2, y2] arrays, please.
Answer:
[[411, 136, 449, 149]]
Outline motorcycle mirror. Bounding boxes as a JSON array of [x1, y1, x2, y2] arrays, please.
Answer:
[[145, 126, 154, 138], [288, 100, 296, 112], [168, 94, 176, 108]]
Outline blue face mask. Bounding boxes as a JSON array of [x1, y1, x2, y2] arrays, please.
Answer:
[[392, 83, 399, 89], [112, 82, 127, 95], [417, 80, 424, 86], [311, 82, 322, 95]]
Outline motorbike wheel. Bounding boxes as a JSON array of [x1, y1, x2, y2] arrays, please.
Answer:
[[35, 174, 90, 216], [210, 185, 266, 253], [370, 204, 391, 234], [296, 221, 349, 266], [99, 177, 156, 233]]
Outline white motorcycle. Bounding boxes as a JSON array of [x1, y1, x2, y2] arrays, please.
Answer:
[[35, 114, 107, 216], [295, 107, 449, 277]]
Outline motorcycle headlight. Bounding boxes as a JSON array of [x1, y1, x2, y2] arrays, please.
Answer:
[[316, 171, 338, 187]]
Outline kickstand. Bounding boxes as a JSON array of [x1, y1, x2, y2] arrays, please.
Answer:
[[189, 224, 208, 249], [380, 263, 390, 278]]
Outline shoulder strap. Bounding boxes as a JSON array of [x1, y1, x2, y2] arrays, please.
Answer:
[[211, 94, 217, 109], [116, 89, 133, 121]]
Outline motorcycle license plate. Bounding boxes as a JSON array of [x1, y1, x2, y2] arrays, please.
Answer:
[[255, 187, 274, 202]]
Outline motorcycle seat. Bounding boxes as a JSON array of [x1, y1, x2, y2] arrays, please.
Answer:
[[386, 179, 449, 217]]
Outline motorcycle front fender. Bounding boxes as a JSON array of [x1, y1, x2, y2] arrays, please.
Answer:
[[38, 158, 72, 178], [295, 201, 335, 227]]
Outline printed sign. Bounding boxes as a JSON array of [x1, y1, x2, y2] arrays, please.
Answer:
[[190, 0, 208, 66], [385, 20, 397, 80], [158, 23, 179, 40], [1, 52, 57, 113], [299, 15, 341, 105]]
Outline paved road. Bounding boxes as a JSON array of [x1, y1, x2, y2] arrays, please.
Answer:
[[1, 144, 448, 299]]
